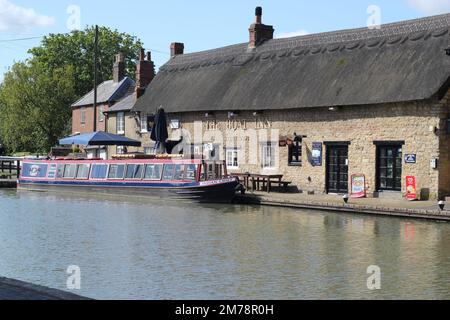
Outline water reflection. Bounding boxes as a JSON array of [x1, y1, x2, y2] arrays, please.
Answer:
[[1, 189, 450, 299]]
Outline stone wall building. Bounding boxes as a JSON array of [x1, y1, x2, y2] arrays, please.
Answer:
[[133, 8, 450, 200]]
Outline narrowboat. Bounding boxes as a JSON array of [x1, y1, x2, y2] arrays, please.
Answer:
[[18, 157, 242, 203]]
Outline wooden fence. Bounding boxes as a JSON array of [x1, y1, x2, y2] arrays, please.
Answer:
[[0, 158, 21, 180]]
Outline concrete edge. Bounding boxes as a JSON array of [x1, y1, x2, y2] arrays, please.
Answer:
[[0, 277, 92, 300], [235, 195, 450, 222]]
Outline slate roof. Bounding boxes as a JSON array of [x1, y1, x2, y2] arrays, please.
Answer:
[[134, 13, 450, 114], [72, 77, 135, 108], [108, 85, 137, 112]]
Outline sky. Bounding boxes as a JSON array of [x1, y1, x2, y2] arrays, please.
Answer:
[[1, 0, 450, 82]]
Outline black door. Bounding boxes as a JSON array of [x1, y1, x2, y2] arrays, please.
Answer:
[[326, 145, 349, 194], [377, 145, 402, 191]]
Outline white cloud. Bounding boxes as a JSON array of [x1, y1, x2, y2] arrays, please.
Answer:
[[0, 0, 55, 34], [275, 29, 309, 39], [406, 0, 450, 15]]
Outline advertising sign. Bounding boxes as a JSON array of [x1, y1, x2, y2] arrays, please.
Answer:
[[311, 142, 322, 166], [351, 174, 366, 198], [406, 176, 417, 201]]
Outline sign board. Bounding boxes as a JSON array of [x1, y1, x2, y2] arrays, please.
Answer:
[[406, 176, 417, 201], [311, 142, 322, 166], [351, 174, 366, 198], [405, 154, 416, 164]]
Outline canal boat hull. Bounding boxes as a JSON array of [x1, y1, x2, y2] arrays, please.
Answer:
[[18, 177, 240, 203]]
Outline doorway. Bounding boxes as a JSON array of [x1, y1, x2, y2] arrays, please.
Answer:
[[376, 144, 402, 191], [326, 145, 349, 194]]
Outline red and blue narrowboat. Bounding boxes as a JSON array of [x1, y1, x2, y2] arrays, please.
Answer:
[[18, 157, 242, 203]]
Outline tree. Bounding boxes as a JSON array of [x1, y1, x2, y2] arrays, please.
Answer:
[[29, 26, 143, 97], [0, 26, 143, 154], [0, 62, 76, 153]]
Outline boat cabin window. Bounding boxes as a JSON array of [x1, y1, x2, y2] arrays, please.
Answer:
[[126, 164, 144, 180], [90, 164, 108, 180], [172, 164, 198, 181], [185, 164, 198, 181], [162, 164, 176, 180], [63, 164, 77, 179], [76, 164, 90, 180], [57, 165, 65, 178], [144, 164, 163, 180], [108, 164, 125, 180]]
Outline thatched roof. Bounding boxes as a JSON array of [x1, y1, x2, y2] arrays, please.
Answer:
[[134, 13, 450, 114]]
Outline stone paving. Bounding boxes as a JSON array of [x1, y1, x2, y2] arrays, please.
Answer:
[[236, 191, 450, 221]]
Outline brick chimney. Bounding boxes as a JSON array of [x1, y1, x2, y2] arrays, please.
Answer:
[[135, 48, 155, 99], [113, 53, 125, 83], [249, 7, 274, 48], [170, 42, 184, 58]]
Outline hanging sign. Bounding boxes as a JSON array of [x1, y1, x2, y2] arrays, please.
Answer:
[[311, 142, 323, 166], [351, 174, 366, 198], [406, 176, 417, 201]]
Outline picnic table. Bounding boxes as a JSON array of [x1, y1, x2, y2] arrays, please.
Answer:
[[232, 173, 291, 193]]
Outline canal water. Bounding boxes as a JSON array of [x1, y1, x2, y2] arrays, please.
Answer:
[[1, 189, 450, 300]]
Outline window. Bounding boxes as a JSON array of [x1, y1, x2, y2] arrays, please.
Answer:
[[76, 164, 90, 180], [108, 164, 125, 180], [57, 165, 65, 178], [90, 164, 108, 179], [80, 107, 86, 125], [144, 164, 163, 180], [261, 142, 276, 168], [288, 138, 302, 166], [125, 164, 144, 180], [226, 148, 239, 168], [117, 112, 125, 134], [162, 164, 176, 180], [63, 164, 77, 179], [174, 165, 185, 180], [185, 164, 198, 181], [140, 114, 148, 133], [99, 105, 105, 122], [116, 146, 126, 155]]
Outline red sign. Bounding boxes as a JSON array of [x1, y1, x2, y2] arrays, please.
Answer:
[[351, 174, 366, 198], [406, 176, 417, 201]]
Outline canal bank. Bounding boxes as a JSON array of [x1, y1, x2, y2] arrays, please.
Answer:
[[236, 192, 450, 222], [0, 277, 90, 300]]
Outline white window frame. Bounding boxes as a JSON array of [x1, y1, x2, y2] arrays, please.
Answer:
[[117, 112, 125, 135], [261, 142, 276, 169], [116, 145, 125, 155], [99, 105, 105, 122], [140, 113, 148, 133], [80, 107, 86, 125], [226, 148, 239, 169]]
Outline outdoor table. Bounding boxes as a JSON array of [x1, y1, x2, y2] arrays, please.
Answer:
[[250, 174, 283, 193]]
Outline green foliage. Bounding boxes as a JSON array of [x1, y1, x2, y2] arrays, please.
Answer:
[[0, 62, 76, 153], [0, 26, 143, 154], [29, 26, 143, 97]]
